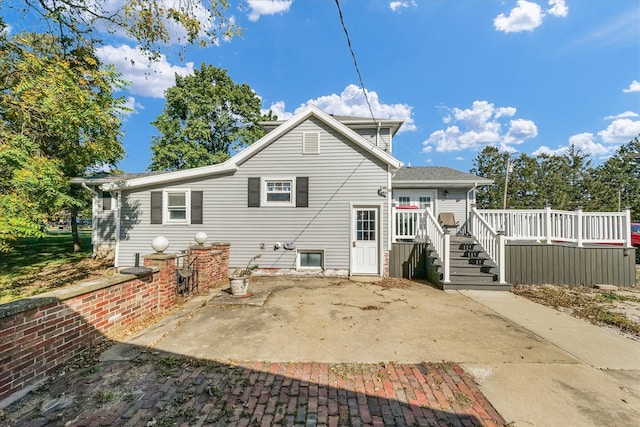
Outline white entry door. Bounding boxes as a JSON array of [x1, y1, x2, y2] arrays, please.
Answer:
[[351, 207, 379, 275]]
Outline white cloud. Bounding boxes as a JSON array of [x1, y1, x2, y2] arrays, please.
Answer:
[[96, 44, 194, 98], [533, 133, 610, 157], [266, 84, 416, 133], [605, 111, 639, 120], [536, 115, 640, 158], [494, 0, 543, 33], [389, 1, 416, 12], [247, 0, 293, 22], [495, 107, 517, 119], [423, 100, 536, 153], [494, 0, 568, 33], [504, 119, 538, 144], [547, 0, 568, 17], [264, 101, 293, 120], [119, 96, 145, 121], [1, 23, 11, 35], [598, 118, 640, 143], [623, 80, 640, 93]]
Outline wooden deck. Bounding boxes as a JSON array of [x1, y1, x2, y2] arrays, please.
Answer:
[[505, 241, 636, 287], [389, 241, 636, 288]]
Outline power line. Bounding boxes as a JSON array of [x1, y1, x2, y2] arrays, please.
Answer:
[[334, 0, 377, 124]]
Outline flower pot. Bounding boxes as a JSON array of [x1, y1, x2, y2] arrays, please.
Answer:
[[229, 276, 249, 296]]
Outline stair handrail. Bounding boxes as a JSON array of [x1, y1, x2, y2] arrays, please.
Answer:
[[424, 207, 450, 283], [470, 206, 506, 284]]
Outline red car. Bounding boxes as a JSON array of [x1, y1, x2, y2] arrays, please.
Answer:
[[632, 223, 640, 247]]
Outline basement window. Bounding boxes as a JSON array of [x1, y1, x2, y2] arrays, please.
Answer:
[[297, 250, 324, 269]]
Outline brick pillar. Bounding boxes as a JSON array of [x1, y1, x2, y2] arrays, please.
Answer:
[[211, 242, 230, 283], [143, 253, 177, 310], [189, 245, 213, 290]]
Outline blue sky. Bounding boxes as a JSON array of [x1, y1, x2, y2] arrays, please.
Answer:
[[6, 1, 640, 173]]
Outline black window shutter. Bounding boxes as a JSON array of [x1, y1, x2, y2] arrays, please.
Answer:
[[150, 191, 162, 224], [102, 191, 112, 211], [248, 178, 260, 207], [191, 191, 203, 224], [296, 177, 309, 207]]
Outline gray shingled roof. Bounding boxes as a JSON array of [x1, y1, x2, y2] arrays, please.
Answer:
[[392, 166, 493, 187], [70, 172, 155, 185]]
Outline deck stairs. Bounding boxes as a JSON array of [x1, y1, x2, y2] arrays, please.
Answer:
[[441, 236, 511, 291]]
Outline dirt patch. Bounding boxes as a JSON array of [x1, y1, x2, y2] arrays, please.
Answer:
[[0, 258, 114, 304], [512, 284, 640, 341], [374, 277, 416, 289]]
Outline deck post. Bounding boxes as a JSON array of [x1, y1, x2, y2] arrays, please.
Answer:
[[624, 206, 633, 248], [391, 207, 397, 243], [575, 207, 583, 247], [544, 204, 552, 244], [497, 231, 506, 284], [443, 229, 451, 283]]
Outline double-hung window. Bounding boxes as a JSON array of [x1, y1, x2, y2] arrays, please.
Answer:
[[398, 196, 411, 206], [248, 177, 308, 208], [150, 189, 202, 224], [165, 190, 190, 223], [264, 179, 294, 205], [419, 196, 431, 210]]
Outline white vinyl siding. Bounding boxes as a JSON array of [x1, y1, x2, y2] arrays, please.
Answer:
[[116, 116, 390, 271]]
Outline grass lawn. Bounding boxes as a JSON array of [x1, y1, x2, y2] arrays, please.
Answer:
[[0, 232, 112, 304]]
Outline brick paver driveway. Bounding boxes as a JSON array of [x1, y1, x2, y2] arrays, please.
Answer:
[[5, 278, 512, 426], [7, 349, 505, 426]]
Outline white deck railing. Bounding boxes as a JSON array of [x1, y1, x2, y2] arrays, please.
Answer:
[[392, 205, 631, 286], [392, 207, 450, 283], [470, 208, 506, 284], [475, 206, 633, 248]]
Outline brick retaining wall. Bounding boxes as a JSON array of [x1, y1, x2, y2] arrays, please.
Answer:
[[0, 243, 230, 405]]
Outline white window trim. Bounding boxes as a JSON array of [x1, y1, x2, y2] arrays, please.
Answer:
[[262, 177, 295, 206], [163, 189, 191, 224], [297, 249, 325, 270], [101, 191, 116, 211]]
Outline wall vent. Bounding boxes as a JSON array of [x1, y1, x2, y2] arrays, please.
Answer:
[[303, 132, 320, 154]]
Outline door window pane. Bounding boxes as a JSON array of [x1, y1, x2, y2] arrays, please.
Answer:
[[356, 210, 376, 241]]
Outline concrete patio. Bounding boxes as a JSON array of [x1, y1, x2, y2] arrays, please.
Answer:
[[6, 276, 640, 426], [121, 276, 640, 426]]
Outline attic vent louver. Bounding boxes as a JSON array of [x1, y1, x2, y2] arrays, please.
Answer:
[[303, 132, 320, 155]]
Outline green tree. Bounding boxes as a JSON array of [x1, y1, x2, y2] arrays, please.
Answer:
[[591, 137, 640, 218], [0, 33, 127, 251], [150, 64, 273, 171], [1, 0, 239, 59], [508, 153, 540, 208], [470, 146, 509, 209]]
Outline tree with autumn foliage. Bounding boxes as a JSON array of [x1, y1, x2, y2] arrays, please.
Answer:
[[1, 0, 239, 60], [0, 33, 128, 251]]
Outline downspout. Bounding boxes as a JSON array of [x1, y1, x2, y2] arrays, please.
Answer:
[[376, 122, 381, 148], [387, 168, 394, 270], [114, 191, 122, 268], [81, 183, 99, 257]]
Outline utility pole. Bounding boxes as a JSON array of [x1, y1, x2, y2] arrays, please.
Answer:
[[503, 154, 512, 209]]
